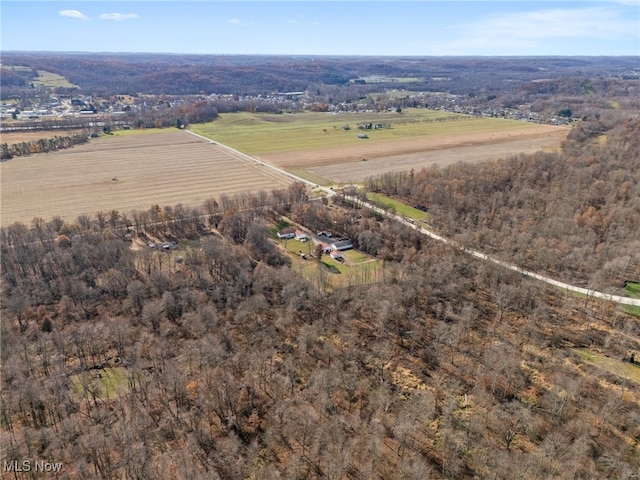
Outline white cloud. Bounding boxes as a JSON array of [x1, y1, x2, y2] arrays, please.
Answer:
[[228, 18, 252, 26], [481, 7, 636, 39], [99, 13, 139, 21], [59, 10, 89, 21], [433, 6, 638, 54]]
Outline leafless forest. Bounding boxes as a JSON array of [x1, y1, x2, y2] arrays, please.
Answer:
[[2, 133, 640, 478], [2, 54, 640, 479], [365, 118, 640, 289]]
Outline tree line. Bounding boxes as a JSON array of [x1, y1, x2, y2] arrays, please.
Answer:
[[2, 178, 639, 479], [1, 133, 89, 160], [365, 117, 640, 289]]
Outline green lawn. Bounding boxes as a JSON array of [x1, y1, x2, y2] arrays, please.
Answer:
[[624, 281, 640, 297], [623, 282, 640, 316], [366, 192, 427, 221], [188, 109, 533, 156], [70, 367, 130, 400], [110, 127, 175, 137], [574, 349, 640, 384], [275, 234, 382, 288]]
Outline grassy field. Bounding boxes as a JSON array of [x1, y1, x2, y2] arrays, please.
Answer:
[[32, 70, 78, 89], [70, 367, 130, 401], [189, 109, 569, 186], [574, 348, 640, 385], [624, 281, 640, 297], [276, 234, 382, 288], [7, 66, 78, 89], [0, 129, 293, 225], [188, 109, 509, 155], [366, 192, 428, 221], [623, 282, 640, 316]]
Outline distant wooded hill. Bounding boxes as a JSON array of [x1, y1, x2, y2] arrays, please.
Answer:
[[1, 53, 637, 96]]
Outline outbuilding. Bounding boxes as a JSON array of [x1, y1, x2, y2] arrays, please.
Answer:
[[330, 250, 345, 262]]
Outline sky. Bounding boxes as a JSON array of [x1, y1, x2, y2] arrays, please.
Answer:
[[1, 1, 639, 56]]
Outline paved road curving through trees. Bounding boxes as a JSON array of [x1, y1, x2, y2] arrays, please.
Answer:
[[187, 129, 640, 308], [348, 196, 640, 307]]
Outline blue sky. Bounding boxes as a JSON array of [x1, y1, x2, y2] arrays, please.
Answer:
[[1, 1, 639, 56]]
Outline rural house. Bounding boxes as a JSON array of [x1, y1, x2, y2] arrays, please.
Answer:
[[330, 239, 353, 251], [277, 227, 296, 239]]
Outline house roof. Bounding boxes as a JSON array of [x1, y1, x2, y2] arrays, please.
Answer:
[[331, 240, 353, 250]]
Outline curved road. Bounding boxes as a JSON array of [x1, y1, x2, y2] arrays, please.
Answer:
[[186, 129, 640, 308]]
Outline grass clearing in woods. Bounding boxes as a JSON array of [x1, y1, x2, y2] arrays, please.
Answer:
[[574, 349, 640, 385], [366, 192, 428, 221]]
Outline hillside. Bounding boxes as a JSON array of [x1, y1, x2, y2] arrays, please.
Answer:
[[2, 53, 637, 99]]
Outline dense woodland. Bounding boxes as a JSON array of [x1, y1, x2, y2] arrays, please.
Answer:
[[365, 117, 640, 289], [3, 55, 639, 119], [2, 53, 637, 97], [2, 172, 640, 478]]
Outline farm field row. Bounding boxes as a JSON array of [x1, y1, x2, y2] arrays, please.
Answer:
[[309, 133, 566, 183], [190, 109, 569, 183], [1, 130, 293, 226], [190, 109, 481, 154]]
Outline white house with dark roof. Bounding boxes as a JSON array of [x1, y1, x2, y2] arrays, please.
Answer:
[[277, 227, 296, 239], [330, 239, 353, 251]]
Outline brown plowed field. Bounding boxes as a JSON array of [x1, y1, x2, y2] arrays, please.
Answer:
[[1, 130, 293, 225], [1, 129, 85, 143], [261, 124, 569, 183]]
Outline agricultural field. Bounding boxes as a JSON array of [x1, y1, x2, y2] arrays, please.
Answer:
[[32, 69, 78, 89], [2, 66, 78, 89], [0, 129, 293, 226], [1, 129, 86, 143], [190, 109, 569, 184]]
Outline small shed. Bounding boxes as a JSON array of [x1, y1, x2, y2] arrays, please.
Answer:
[[330, 250, 344, 262]]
